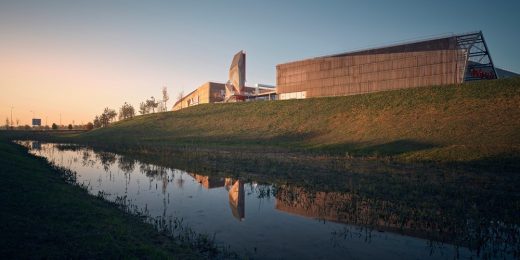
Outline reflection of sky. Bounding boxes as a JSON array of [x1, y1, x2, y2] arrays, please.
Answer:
[[25, 142, 475, 259]]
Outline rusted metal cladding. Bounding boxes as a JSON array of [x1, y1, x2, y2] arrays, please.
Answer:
[[276, 37, 467, 98]]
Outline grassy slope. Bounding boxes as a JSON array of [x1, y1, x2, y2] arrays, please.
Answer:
[[80, 78, 520, 163], [0, 139, 202, 259]]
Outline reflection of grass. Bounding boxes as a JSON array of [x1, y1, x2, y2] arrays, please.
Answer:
[[29, 77, 519, 164], [14, 140, 520, 258], [0, 139, 223, 258], [86, 143, 519, 258]]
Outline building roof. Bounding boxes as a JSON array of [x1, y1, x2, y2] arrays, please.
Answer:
[[277, 31, 482, 67]]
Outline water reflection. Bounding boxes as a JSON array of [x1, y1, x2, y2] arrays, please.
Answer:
[[31, 141, 41, 150], [190, 174, 245, 221], [97, 152, 116, 172], [18, 141, 519, 259], [228, 180, 245, 221], [117, 156, 136, 174]]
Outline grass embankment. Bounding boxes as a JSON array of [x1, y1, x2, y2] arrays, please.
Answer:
[[0, 139, 207, 259], [75, 78, 520, 164]]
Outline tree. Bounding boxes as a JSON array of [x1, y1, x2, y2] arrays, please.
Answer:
[[52, 123, 58, 130], [177, 91, 184, 109], [15, 119, 19, 126], [177, 91, 184, 102], [118, 102, 135, 120], [86, 122, 94, 131], [93, 116, 101, 128], [162, 87, 169, 112], [4, 117, 9, 129], [146, 97, 159, 113], [100, 107, 117, 127], [68, 124, 73, 130], [139, 102, 149, 115]]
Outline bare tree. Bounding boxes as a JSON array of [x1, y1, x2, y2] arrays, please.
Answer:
[[139, 102, 149, 115], [176, 91, 184, 109], [5, 117, 9, 129], [162, 86, 169, 112], [177, 91, 184, 102]]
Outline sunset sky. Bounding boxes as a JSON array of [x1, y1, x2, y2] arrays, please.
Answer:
[[1, 0, 519, 126]]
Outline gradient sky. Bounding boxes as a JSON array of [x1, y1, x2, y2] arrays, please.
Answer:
[[1, 0, 519, 125]]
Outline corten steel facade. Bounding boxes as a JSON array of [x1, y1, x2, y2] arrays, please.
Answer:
[[276, 31, 497, 99]]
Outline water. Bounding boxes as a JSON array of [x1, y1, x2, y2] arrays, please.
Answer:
[[19, 141, 518, 259]]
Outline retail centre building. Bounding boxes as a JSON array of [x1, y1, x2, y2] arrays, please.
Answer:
[[276, 31, 497, 99]]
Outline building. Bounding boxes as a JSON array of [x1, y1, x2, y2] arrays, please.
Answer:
[[276, 31, 497, 100], [172, 82, 226, 111], [225, 51, 247, 101], [173, 51, 274, 111], [172, 82, 264, 111]]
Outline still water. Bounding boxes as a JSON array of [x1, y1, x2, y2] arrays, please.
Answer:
[[19, 141, 517, 259]]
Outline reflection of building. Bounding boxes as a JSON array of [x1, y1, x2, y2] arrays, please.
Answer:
[[275, 186, 352, 222], [189, 173, 225, 189], [274, 185, 452, 242], [228, 180, 245, 221], [189, 173, 245, 221], [31, 141, 41, 150]]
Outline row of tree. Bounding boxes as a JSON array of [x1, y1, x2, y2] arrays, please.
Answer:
[[90, 87, 170, 129], [139, 87, 170, 115], [4, 118, 20, 128], [93, 108, 118, 128]]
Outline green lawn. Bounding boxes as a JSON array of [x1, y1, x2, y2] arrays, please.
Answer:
[[67, 77, 520, 164], [4, 78, 520, 166], [0, 139, 208, 259]]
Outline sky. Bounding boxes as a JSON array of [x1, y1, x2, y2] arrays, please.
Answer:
[[1, 0, 519, 126]]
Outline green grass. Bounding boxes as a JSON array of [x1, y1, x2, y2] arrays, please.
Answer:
[[0, 138, 210, 259], [68, 77, 520, 164], [6, 77, 520, 165]]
